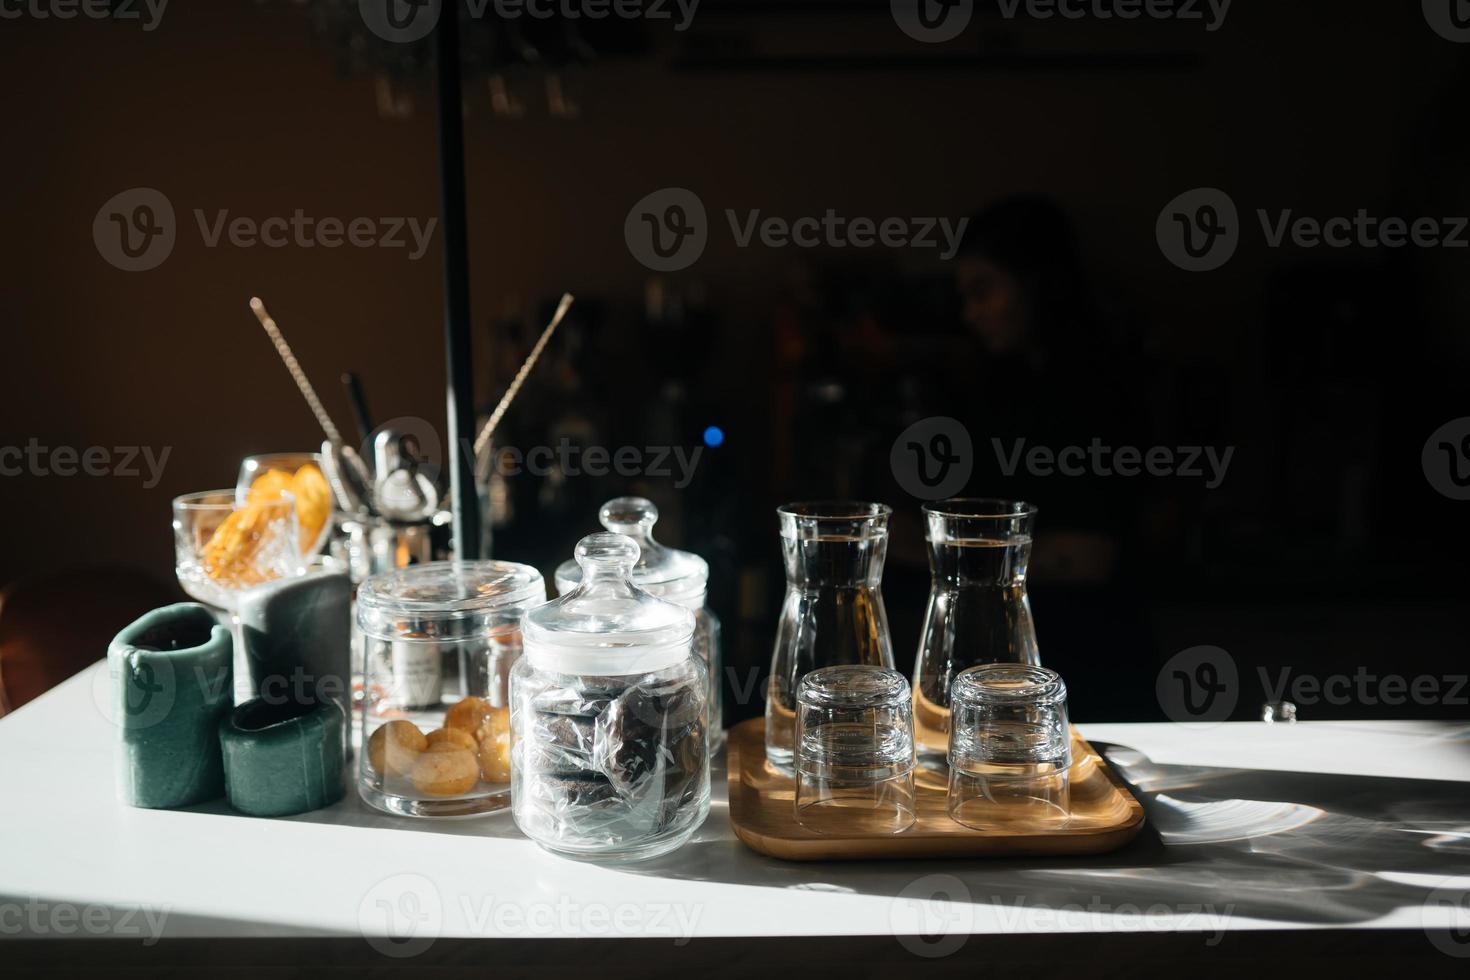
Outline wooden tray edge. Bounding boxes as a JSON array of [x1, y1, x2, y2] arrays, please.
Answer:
[[726, 719, 1147, 862]]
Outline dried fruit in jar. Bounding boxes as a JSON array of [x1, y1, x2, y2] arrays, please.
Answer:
[[425, 727, 477, 752], [368, 719, 428, 777], [444, 695, 492, 733], [475, 705, 512, 784], [411, 743, 480, 796]]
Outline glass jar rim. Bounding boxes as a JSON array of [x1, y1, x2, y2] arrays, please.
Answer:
[[922, 498, 1037, 520]]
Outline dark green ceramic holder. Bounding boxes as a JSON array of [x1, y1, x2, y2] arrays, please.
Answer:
[[109, 602, 233, 809], [219, 697, 346, 817]]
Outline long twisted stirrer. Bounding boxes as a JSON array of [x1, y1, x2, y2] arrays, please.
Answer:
[[471, 292, 574, 459], [249, 297, 343, 446]]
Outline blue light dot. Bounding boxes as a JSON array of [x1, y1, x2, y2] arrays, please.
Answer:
[[702, 425, 725, 448]]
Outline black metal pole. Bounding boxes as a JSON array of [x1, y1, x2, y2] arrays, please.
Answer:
[[434, 1, 481, 560]]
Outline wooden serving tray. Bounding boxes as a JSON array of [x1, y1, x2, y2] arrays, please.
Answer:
[[726, 718, 1145, 861]]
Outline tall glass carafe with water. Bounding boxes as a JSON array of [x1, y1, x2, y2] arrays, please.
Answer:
[[766, 502, 895, 770], [913, 499, 1040, 771]]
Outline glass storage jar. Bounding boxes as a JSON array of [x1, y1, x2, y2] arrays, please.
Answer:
[[356, 560, 546, 817], [514, 532, 710, 861], [556, 497, 723, 748]]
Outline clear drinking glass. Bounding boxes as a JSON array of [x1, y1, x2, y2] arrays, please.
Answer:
[[173, 489, 303, 703], [913, 499, 1039, 772], [795, 665, 916, 835], [236, 452, 335, 558], [766, 502, 895, 770], [947, 663, 1071, 830]]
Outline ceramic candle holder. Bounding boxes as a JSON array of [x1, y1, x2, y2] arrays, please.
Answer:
[[108, 603, 233, 809]]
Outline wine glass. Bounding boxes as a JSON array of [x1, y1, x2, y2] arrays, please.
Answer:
[[236, 452, 334, 558], [172, 489, 302, 703]]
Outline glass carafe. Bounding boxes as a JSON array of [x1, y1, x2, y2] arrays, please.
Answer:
[[912, 499, 1040, 771], [766, 502, 895, 770]]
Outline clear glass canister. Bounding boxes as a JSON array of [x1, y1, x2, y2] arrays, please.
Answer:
[[556, 497, 722, 748], [356, 560, 546, 817], [515, 532, 710, 861]]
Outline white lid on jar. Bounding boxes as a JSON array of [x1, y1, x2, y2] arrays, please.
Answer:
[[554, 497, 708, 610], [527, 533, 695, 676]]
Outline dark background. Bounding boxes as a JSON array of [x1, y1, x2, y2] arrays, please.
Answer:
[[2, 0, 1468, 723]]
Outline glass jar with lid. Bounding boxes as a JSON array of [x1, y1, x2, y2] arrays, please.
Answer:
[[356, 560, 545, 817], [556, 497, 722, 748], [515, 532, 710, 861]]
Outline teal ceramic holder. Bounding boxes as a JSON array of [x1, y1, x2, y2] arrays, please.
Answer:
[[219, 698, 346, 817], [108, 603, 233, 809]]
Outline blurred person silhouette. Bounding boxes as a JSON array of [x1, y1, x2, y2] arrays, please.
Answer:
[[944, 196, 1159, 715]]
